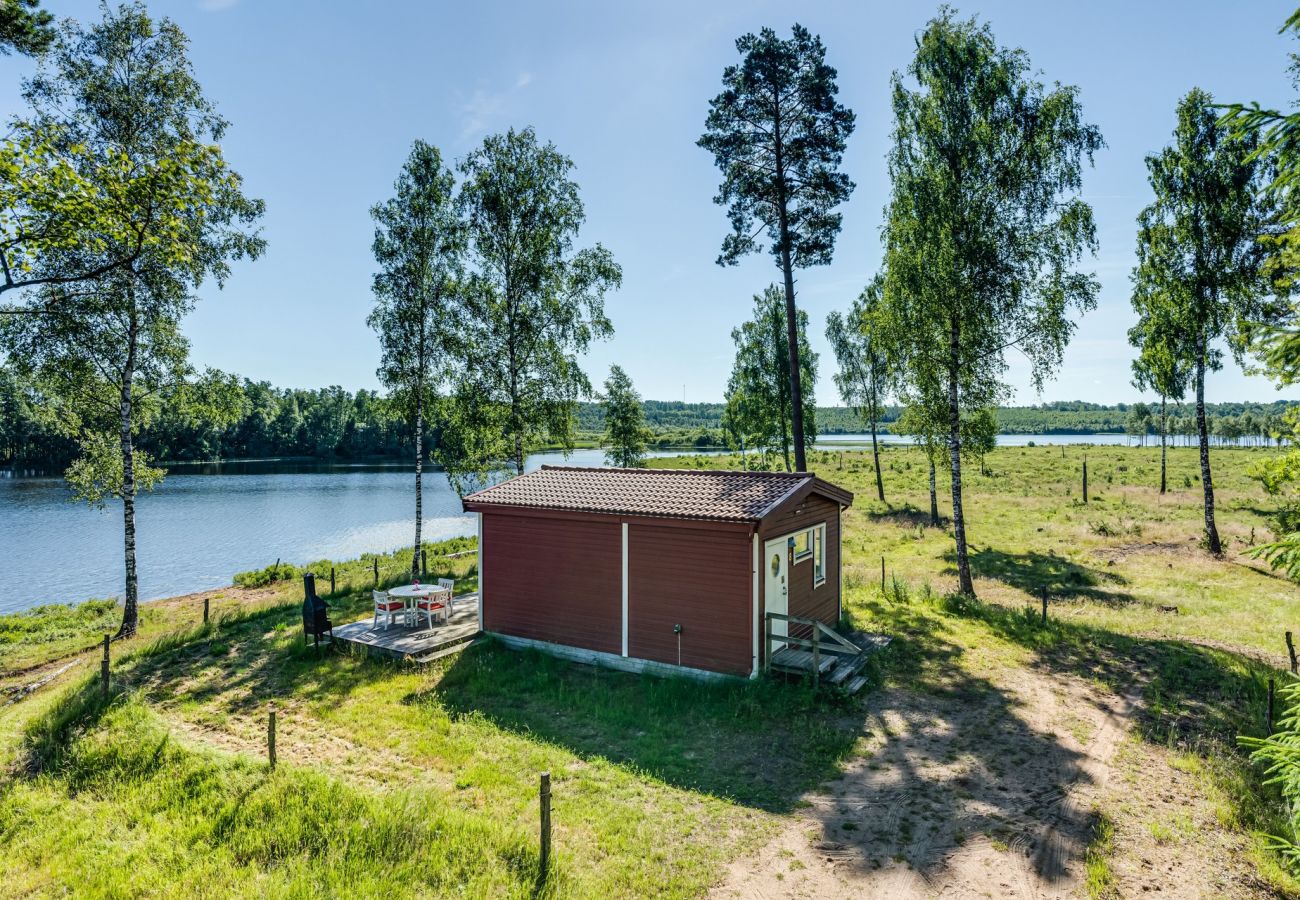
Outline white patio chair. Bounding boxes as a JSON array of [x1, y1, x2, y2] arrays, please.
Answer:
[[373, 589, 404, 630], [415, 591, 447, 630], [438, 577, 455, 613]]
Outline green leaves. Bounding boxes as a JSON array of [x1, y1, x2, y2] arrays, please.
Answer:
[[439, 127, 621, 484], [601, 365, 648, 468], [368, 140, 462, 431], [725, 285, 816, 470], [699, 23, 855, 270]]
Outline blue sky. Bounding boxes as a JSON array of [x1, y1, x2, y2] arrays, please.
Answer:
[[1, 0, 1298, 406]]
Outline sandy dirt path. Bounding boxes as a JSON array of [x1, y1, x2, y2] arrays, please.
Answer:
[[712, 659, 1266, 899]]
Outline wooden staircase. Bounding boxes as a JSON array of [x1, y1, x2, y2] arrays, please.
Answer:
[[765, 613, 890, 694]]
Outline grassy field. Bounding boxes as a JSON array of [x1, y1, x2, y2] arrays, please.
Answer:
[[2, 444, 1300, 896]]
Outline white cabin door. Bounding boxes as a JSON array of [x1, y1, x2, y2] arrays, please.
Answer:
[[763, 536, 789, 639]]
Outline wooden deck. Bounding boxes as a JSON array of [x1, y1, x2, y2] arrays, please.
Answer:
[[331, 592, 480, 663]]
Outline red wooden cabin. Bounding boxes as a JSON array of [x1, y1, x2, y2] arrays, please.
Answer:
[[462, 466, 853, 678]]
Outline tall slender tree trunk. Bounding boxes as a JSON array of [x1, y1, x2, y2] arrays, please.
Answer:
[[870, 406, 885, 503], [928, 455, 939, 527], [771, 107, 806, 473], [947, 317, 974, 596], [1159, 396, 1167, 495], [117, 303, 140, 638], [1195, 340, 1221, 554], [412, 370, 424, 577], [779, 412, 791, 472]]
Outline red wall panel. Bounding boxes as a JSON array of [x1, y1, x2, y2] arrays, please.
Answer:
[[628, 523, 753, 675], [481, 512, 621, 655]]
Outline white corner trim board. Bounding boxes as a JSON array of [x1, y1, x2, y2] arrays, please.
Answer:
[[476, 512, 484, 632], [751, 532, 760, 678], [621, 522, 629, 657]]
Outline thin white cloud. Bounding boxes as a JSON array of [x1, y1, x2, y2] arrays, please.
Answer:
[[459, 72, 533, 141]]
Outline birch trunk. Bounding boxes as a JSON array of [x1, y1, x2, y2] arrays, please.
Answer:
[[948, 317, 974, 596], [928, 456, 939, 526], [871, 416, 885, 503], [1195, 339, 1221, 554], [117, 302, 140, 638], [1159, 396, 1167, 495]]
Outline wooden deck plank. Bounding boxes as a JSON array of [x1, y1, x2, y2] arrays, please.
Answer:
[[332, 592, 481, 660], [769, 647, 836, 674]]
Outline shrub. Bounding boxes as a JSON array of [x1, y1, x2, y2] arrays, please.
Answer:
[[0, 598, 120, 647]]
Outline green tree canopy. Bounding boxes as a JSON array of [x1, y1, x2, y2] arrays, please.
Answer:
[[1134, 87, 1278, 554], [725, 284, 816, 471], [601, 365, 648, 468], [0, 3, 264, 636], [0, 0, 53, 55], [826, 274, 890, 501], [443, 127, 620, 490], [368, 139, 463, 573], [699, 23, 853, 473], [878, 9, 1102, 595]]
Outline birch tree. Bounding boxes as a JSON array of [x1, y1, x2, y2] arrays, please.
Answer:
[[1129, 288, 1189, 494], [446, 127, 620, 487], [826, 274, 889, 502], [369, 140, 462, 575], [1133, 88, 1277, 554], [600, 365, 648, 468], [0, 4, 264, 636], [699, 23, 854, 473], [879, 10, 1102, 596], [725, 284, 816, 471]]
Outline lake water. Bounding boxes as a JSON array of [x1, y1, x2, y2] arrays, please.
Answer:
[[0, 433, 1148, 613]]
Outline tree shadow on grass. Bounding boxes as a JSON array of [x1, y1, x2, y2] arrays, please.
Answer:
[[867, 503, 946, 529], [950, 547, 1138, 606], [937, 592, 1276, 748], [430, 611, 1106, 891], [119, 592, 408, 717]]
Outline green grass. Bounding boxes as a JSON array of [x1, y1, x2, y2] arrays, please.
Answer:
[[0, 577, 864, 898], [1084, 811, 1118, 899], [0, 599, 121, 673], [5, 444, 1300, 895], [2, 693, 548, 898]]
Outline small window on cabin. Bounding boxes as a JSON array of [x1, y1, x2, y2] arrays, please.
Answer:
[[813, 525, 826, 586], [792, 530, 812, 561]]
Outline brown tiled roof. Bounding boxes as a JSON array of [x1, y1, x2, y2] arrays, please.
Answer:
[[462, 465, 852, 523]]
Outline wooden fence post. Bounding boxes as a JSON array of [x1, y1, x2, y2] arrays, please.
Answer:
[[1041, 587, 1048, 625], [1287, 632, 1297, 675], [203, 597, 209, 625], [539, 772, 552, 875], [330, 566, 336, 595], [1082, 456, 1089, 503], [1268, 678, 1277, 735], [880, 556, 886, 596], [268, 705, 277, 770], [100, 634, 110, 701], [272, 558, 281, 582]]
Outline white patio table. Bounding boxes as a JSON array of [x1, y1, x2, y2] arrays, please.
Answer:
[[387, 583, 451, 627]]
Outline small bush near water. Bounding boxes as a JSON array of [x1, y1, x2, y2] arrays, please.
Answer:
[[0, 599, 119, 668]]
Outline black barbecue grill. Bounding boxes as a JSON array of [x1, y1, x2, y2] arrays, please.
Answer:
[[302, 573, 334, 651]]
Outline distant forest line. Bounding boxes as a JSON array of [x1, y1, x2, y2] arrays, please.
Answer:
[[581, 399, 1300, 439], [2, 367, 1296, 470]]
